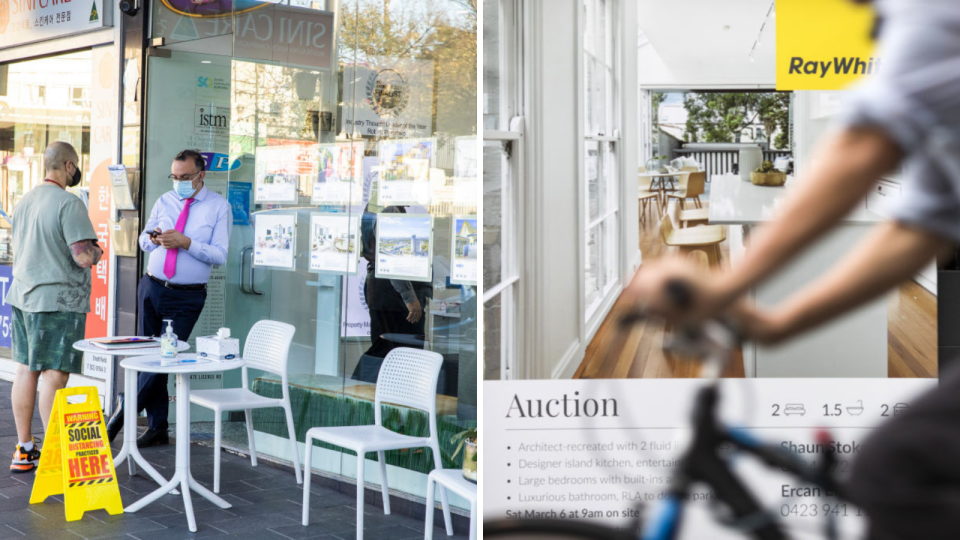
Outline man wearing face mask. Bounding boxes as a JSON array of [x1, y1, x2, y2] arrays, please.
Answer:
[[8, 141, 102, 473], [106, 149, 230, 447]]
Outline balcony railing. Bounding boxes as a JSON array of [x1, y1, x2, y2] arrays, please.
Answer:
[[674, 148, 793, 180]]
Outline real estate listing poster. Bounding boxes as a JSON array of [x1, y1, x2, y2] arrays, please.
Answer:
[[312, 141, 364, 205], [254, 213, 297, 269], [450, 215, 477, 285], [375, 213, 433, 282], [453, 136, 478, 207], [377, 138, 435, 206], [309, 213, 360, 274], [254, 145, 302, 203]]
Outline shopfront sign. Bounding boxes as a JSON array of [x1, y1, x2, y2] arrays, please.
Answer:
[[776, 0, 878, 90], [155, 4, 335, 72], [86, 46, 116, 340], [0, 264, 11, 349], [0, 0, 105, 49]]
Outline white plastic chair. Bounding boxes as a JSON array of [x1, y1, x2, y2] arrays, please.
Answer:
[[189, 320, 303, 493], [301, 347, 453, 540]]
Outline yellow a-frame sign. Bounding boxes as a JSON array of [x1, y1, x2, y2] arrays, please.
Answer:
[[30, 386, 123, 521]]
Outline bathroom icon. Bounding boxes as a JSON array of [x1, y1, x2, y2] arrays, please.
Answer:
[[846, 400, 864, 416]]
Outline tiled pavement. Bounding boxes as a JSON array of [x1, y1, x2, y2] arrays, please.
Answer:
[[0, 380, 471, 539]]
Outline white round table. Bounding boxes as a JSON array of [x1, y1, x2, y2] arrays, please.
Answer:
[[72, 337, 190, 492], [120, 354, 245, 533]]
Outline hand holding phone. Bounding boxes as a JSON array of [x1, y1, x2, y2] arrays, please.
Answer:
[[148, 228, 162, 245]]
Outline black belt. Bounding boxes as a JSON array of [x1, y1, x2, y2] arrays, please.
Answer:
[[148, 273, 206, 291]]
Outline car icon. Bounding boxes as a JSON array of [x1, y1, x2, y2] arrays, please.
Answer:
[[784, 404, 806, 417]]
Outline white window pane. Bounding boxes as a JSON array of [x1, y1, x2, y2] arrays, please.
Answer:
[[483, 141, 506, 291], [604, 215, 618, 289], [585, 224, 601, 309], [483, 0, 501, 130], [484, 293, 502, 380], [585, 140, 602, 221], [603, 141, 617, 211]]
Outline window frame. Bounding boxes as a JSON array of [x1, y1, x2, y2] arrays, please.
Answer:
[[482, 0, 524, 380], [579, 0, 622, 329]]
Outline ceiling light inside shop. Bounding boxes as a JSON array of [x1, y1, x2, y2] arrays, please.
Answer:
[[201, 61, 212, 64]]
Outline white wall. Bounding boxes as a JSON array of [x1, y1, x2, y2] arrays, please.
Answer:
[[525, 0, 581, 379], [523, 0, 640, 379]]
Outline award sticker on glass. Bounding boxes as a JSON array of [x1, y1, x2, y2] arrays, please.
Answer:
[[374, 213, 433, 282], [450, 215, 477, 286]]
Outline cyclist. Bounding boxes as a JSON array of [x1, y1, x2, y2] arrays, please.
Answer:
[[630, 0, 960, 538]]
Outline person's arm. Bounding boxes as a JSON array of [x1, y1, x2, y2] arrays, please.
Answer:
[[70, 239, 103, 269], [629, 126, 903, 321], [160, 201, 230, 266], [139, 200, 162, 252], [61, 198, 101, 269], [739, 221, 952, 343], [391, 279, 423, 323]]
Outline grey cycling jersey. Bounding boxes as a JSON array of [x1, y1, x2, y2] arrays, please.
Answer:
[[839, 0, 960, 242]]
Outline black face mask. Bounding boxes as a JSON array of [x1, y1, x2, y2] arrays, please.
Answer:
[[67, 162, 81, 187]]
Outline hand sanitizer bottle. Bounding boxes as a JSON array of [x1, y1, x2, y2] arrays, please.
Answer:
[[160, 319, 178, 358]]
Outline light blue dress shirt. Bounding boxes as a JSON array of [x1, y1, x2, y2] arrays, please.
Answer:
[[139, 185, 231, 284]]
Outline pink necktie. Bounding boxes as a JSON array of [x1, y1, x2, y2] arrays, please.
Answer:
[[163, 198, 194, 279]]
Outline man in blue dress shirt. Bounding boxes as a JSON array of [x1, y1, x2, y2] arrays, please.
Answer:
[[107, 149, 231, 447]]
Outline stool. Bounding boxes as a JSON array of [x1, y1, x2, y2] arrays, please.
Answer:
[[425, 469, 477, 540]]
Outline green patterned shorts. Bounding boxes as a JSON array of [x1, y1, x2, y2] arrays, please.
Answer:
[[12, 307, 86, 373]]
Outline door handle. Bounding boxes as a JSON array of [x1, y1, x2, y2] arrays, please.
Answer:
[[240, 246, 252, 294], [239, 246, 263, 296]]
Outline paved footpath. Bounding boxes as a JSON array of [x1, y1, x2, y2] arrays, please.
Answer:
[[0, 379, 468, 539]]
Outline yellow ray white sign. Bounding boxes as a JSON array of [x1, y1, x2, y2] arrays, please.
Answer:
[[776, 0, 879, 90]]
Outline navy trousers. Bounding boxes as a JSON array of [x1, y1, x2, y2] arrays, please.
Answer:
[[136, 275, 206, 431]]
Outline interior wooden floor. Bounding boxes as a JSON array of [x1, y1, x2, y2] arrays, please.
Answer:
[[575, 202, 938, 379]]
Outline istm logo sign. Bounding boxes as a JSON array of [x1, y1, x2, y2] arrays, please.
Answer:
[[200, 153, 242, 172]]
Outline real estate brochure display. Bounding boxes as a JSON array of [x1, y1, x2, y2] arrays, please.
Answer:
[[312, 142, 364, 205], [453, 137, 478, 207], [309, 213, 360, 274], [254, 213, 297, 269], [255, 145, 302, 203], [377, 138, 435, 206], [107, 165, 136, 211], [450, 215, 477, 285], [375, 214, 433, 282]]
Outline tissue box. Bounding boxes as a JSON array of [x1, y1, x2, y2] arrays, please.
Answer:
[[197, 335, 240, 360]]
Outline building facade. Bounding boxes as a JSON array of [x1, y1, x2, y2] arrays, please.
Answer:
[[1, 0, 477, 517]]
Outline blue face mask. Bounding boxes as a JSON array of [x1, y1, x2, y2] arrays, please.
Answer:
[[173, 180, 197, 198]]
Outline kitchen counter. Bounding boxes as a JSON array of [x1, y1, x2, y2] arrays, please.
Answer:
[[708, 174, 883, 225], [706, 174, 888, 378]]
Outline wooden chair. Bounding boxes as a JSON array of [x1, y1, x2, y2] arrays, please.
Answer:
[[638, 175, 660, 224], [660, 204, 725, 267], [679, 207, 709, 228], [667, 171, 705, 209]]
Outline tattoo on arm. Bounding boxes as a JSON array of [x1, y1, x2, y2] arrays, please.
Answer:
[[70, 240, 100, 269]]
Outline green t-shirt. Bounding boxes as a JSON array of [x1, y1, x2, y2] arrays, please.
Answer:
[[7, 184, 97, 313]]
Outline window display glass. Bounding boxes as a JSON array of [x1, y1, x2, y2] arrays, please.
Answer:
[[144, 0, 477, 507]]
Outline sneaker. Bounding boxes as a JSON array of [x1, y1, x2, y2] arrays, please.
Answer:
[[10, 441, 41, 474]]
